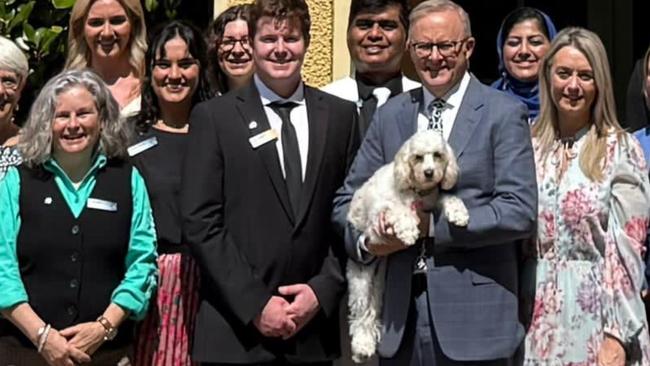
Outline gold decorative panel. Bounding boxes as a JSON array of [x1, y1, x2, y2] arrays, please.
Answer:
[[224, 0, 334, 87]]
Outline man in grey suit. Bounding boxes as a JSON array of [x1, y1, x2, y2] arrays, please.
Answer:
[[332, 1, 537, 365]]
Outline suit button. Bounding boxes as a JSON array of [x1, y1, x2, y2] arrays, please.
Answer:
[[70, 252, 79, 262], [71, 225, 80, 235], [70, 279, 79, 289], [67, 306, 77, 316]]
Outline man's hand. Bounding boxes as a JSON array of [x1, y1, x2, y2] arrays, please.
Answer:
[[278, 284, 320, 339], [598, 334, 626, 366], [60, 321, 106, 356], [253, 296, 296, 338], [365, 210, 411, 256]]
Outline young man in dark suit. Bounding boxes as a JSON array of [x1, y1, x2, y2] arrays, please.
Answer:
[[181, 0, 360, 364]]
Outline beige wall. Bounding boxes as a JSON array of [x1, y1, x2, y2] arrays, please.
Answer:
[[213, 0, 352, 87]]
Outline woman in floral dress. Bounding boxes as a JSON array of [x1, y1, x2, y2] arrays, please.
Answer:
[[524, 27, 650, 365]]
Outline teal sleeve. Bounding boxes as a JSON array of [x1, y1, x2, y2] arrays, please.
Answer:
[[0, 167, 28, 310], [111, 167, 158, 320]]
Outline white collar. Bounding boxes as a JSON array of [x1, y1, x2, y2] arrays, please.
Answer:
[[422, 71, 471, 110], [254, 74, 306, 106]]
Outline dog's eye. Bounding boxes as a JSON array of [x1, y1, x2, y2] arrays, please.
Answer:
[[414, 155, 424, 162], [433, 152, 442, 159]]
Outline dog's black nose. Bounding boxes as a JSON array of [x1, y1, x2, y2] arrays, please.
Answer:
[[424, 169, 433, 178]]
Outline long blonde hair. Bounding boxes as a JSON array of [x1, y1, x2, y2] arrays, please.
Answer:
[[533, 27, 624, 182], [64, 0, 147, 78]]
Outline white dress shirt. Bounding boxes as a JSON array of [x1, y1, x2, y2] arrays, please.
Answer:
[[254, 74, 309, 181], [417, 72, 471, 138]]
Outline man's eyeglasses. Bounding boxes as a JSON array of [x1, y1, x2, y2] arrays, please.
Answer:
[[220, 37, 251, 52], [410, 38, 469, 58]]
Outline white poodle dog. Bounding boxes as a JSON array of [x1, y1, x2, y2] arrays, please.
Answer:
[[346, 130, 469, 363]]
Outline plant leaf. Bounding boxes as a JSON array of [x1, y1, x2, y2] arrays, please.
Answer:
[[8, 1, 34, 33], [51, 0, 76, 9], [145, 0, 158, 12]]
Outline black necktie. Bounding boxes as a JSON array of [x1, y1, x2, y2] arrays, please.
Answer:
[[269, 101, 301, 217], [360, 94, 378, 133]]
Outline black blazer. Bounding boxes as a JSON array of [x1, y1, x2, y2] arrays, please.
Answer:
[[181, 81, 360, 363]]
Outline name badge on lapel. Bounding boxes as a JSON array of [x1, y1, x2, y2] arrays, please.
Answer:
[[87, 198, 118, 212], [127, 136, 158, 157], [249, 129, 278, 149]]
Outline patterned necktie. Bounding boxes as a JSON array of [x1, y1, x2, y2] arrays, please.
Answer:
[[427, 98, 446, 133], [269, 101, 301, 217]]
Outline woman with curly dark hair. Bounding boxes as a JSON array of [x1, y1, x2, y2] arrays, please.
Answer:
[[128, 20, 212, 366], [206, 4, 255, 94]]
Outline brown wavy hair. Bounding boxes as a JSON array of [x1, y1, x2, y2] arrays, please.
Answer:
[[206, 4, 253, 94]]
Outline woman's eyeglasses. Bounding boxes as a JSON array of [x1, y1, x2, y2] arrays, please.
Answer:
[[220, 37, 251, 52]]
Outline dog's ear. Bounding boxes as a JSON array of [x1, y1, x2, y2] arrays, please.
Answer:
[[393, 138, 413, 191], [441, 145, 459, 190]]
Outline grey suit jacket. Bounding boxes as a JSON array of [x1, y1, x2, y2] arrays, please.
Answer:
[[332, 76, 537, 361]]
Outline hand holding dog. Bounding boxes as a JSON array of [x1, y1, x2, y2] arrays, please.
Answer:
[[253, 296, 296, 338], [366, 210, 411, 256], [278, 284, 320, 339]]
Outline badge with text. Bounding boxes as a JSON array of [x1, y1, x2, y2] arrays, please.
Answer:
[[87, 198, 118, 212], [127, 136, 158, 157], [249, 129, 278, 149]]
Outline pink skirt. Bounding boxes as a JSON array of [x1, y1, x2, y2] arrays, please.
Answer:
[[134, 253, 200, 366]]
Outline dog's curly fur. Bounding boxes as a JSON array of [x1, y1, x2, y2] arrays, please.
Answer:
[[346, 130, 469, 363]]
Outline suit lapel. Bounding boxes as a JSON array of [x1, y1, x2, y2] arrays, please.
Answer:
[[235, 82, 295, 224], [447, 77, 483, 159], [294, 87, 328, 228], [398, 88, 422, 143]]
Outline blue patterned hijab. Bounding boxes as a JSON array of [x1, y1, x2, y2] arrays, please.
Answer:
[[491, 9, 557, 122]]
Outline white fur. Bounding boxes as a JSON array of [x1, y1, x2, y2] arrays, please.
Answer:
[[346, 130, 469, 363]]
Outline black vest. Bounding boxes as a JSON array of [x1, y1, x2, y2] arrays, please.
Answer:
[[0, 159, 135, 347]]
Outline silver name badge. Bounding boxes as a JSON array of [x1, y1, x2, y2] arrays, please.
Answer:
[[249, 129, 278, 149], [127, 136, 158, 157], [87, 198, 118, 212]]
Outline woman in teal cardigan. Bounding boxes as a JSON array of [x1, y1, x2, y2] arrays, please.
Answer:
[[0, 69, 157, 365]]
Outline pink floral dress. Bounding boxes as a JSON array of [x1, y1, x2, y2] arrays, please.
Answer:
[[523, 130, 650, 365]]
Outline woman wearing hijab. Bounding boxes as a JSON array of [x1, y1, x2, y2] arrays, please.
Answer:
[[492, 7, 557, 123]]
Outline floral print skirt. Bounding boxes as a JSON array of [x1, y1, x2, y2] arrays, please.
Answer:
[[134, 253, 200, 366], [522, 259, 650, 365]]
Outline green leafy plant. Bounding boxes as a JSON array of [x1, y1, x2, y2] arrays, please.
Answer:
[[0, 0, 72, 122], [1, 0, 210, 122]]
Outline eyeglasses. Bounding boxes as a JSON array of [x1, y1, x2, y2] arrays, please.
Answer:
[[219, 37, 251, 52], [410, 38, 469, 58]]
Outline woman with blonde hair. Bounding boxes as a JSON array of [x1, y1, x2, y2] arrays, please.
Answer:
[[65, 0, 147, 117], [524, 27, 650, 365]]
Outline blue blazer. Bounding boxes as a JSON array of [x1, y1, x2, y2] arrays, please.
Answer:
[[332, 76, 538, 361]]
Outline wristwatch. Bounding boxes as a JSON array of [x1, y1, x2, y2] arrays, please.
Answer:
[[96, 316, 118, 341]]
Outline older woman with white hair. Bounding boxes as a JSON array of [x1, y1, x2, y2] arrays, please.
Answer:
[[0, 36, 29, 179], [0, 69, 157, 365]]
